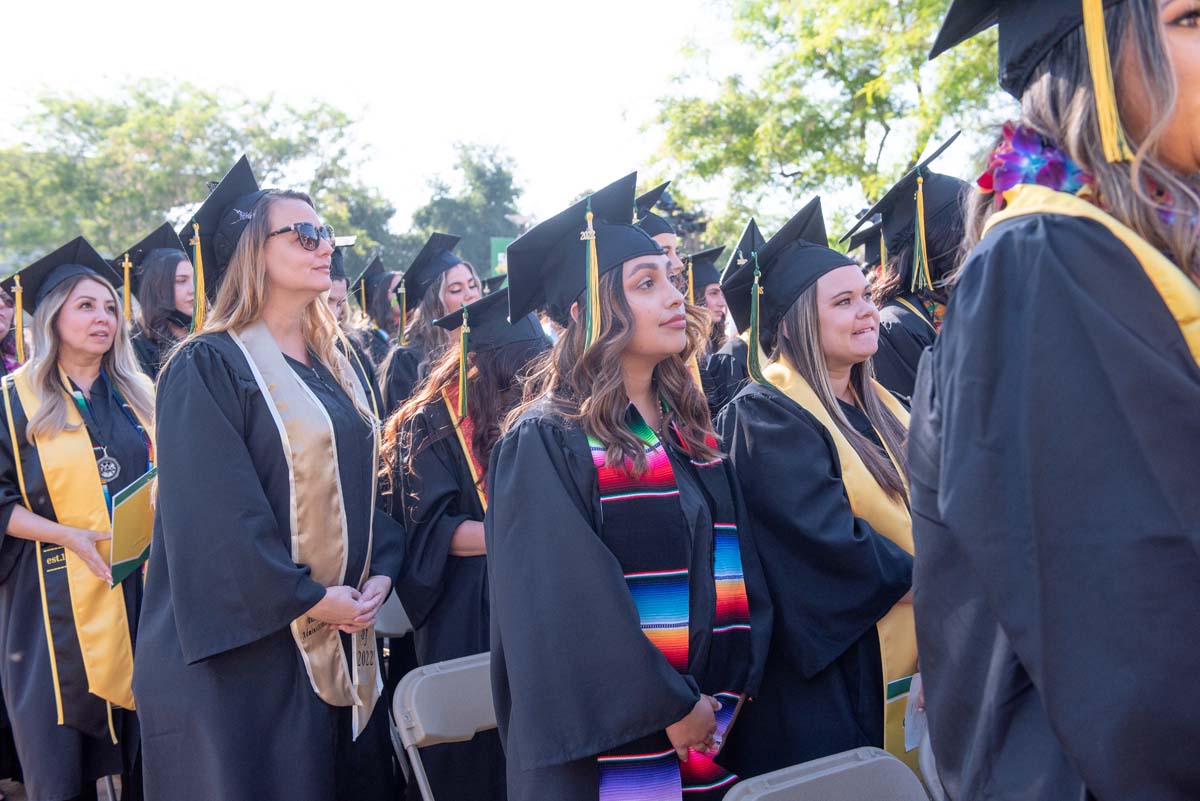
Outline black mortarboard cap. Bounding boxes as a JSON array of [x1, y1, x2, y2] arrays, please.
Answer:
[[841, 132, 963, 254], [403, 233, 464, 301], [178, 156, 265, 302], [724, 198, 854, 350], [719, 218, 766, 335], [111, 223, 187, 300], [353, 256, 394, 310], [434, 288, 548, 353], [634, 182, 675, 238], [848, 214, 884, 268], [506, 173, 663, 323], [929, 0, 1133, 161], [687, 246, 726, 292], [330, 236, 357, 282], [3, 236, 122, 315], [483, 274, 507, 295]]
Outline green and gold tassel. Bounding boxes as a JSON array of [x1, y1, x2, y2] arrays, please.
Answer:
[[13, 277, 24, 364], [457, 305, 470, 419], [748, 252, 770, 386], [397, 282, 407, 346], [190, 222, 206, 331], [581, 198, 601, 348], [911, 176, 934, 293]]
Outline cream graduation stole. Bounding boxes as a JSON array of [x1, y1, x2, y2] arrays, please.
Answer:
[[230, 321, 381, 738], [987, 184, 1200, 366], [760, 360, 919, 773], [2, 366, 154, 743]]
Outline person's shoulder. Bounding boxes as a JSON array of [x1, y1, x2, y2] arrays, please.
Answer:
[[159, 333, 252, 392], [967, 211, 1134, 287]]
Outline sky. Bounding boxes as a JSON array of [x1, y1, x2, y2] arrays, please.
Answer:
[[1, 0, 744, 227]]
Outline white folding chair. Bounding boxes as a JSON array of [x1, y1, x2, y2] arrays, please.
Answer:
[[724, 747, 929, 801], [374, 589, 413, 639], [918, 730, 947, 801], [391, 651, 497, 801]]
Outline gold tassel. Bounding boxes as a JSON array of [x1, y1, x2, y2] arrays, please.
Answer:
[[398, 283, 407, 346], [911, 176, 934, 293], [748, 252, 770, 386], [360, 281, 367, 310], [581, 200, 601, 348], [191, 222, 206, 331], [121, 253, 132, 322], [13, 276, 24, 364], [683, 256, 704, 390], [457, 305, 469, 419], [1083, 0, 1134, 162], [879, 232, 887, 267], [686, 256, 695, 305]]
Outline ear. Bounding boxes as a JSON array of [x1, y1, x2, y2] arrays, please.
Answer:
[[569, 301, 580, 323]]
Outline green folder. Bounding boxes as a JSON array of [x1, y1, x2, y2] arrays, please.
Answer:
[[109, 467, 157, 587]]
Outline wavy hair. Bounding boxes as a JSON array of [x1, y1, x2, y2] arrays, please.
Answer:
[[25, 273, 155, 444], [506, 266, 720, 474], [400, 262, 482, 357]]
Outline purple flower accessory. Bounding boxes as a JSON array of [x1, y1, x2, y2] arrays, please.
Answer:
[[978, 122, 1094, 206]]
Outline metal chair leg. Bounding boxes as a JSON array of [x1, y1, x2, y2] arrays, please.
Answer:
[[104, 775, 118, 801]]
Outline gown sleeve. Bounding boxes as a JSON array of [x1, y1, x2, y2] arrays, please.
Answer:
[[393, 409, 476, 628], [486, 415, 700, 771], [717, 390, 912, 679], [381, 347, 423, 415], [919, 214, 1200, 799], [154, 339, 328, 664]]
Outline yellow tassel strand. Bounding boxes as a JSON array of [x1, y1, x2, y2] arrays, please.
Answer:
[[121, 253, 133, 322], [1083, 0, 1134, 162], [398, 283, 407, 346], [879, 233, 887, 268], [13, 277, 24, 364], [911, 177, 934, 293], [686, 256, 696, 305], [581, 201, 601, 348], [190, 222, 206, 331], [457, 306, 470, 419]]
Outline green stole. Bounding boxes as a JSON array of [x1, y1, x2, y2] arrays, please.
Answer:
[[229, 321, 381, 738], [2, 366, 154, 743], [760, 360, 920, 772], [988, 184, 1200, 365]]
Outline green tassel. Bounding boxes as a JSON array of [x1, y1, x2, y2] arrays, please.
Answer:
[[457, 305, 469, 418]]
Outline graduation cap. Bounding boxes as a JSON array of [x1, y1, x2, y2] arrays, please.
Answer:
[[111, 223, 187, 322], [329, 236, 358, 282], [1, 236, 122, 362], [847, 213, 883, 269], [722, 198, 854, 381], [403, 233, 464, 301], [483, 274, 507, 294], [506, 172, 662, 345], [840, 132, 966, 292], [634, 182, 674, 238], [434, 287, 549, 418], [929, 0, 1132, 162], [178, 156, 265, 328], [685, 246, 726, 302]]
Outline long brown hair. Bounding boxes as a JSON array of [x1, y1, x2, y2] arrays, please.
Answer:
[[960, 0, 1199, 282], [774, 285, 909, 503], [506, 266, 720, 475], [401, 262, 482, 356], [381, 336, 546, 494]]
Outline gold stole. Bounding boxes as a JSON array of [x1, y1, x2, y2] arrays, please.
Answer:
[[760, 360, 919, 772], [988, 184, 1200, 364], [2, 366, 154, 741], [229, 321, 381, 738]]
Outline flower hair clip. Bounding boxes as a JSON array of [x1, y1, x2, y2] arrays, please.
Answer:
[[978, 122, 1094, 206]]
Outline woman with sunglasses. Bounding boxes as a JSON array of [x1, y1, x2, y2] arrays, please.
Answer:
[[487, 174, 770, 801], [379, 234, 482, 415], [0, 237, 153, 801], [133, 158, 405, 801], [911, 1, 1200, 797]]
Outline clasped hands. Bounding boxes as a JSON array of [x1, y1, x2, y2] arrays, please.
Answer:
[[307, 575, 392, 634]]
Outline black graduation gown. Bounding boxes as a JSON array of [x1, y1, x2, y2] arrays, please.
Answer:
[[131, 331, 174, 380], [355, 327, 390, 368], [389, 399, 504, 801], [485, 410, 771, 801], [341, 334, 385, 418], [703, 338, 749, 417], [133, 334, 406, 801], [872, 293, 935, 400], [908, 214, 1200, 801], [380, 344, 428, 416], [716, 382, 912, 778], [0, 372, 146, 801]]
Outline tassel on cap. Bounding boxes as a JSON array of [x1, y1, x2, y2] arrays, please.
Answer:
[[398, 283, 407, 346], [190, 222, 206, 331], [457, 305, 470, 418], [748, 252, 771, 386], [13, 277, 24, 364], [121, 253, 132, 322], [1082, 0, 1133, 162], [581, 198, 601, 348], [911, 176, 934, 293], [879, 232, 887, 268]]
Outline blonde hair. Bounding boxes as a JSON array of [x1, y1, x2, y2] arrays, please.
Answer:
[[173, 190, 363, 407], [25, 273, 155, 445]]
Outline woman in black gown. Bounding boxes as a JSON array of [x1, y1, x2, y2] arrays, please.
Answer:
[[134, 158, 405, 801], [114, 223, 193, 380], [382, 288, 547, 801], [0, 237, 154, 801], [487, 173, 770, 801]]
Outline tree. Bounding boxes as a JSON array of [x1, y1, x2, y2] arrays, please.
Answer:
[[0, 80, 404, 274], [408, 144, 524, 275], [654, 0, 1014, 233]]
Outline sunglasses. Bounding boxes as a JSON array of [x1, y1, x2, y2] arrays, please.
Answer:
[[267, 222, 335, 251]]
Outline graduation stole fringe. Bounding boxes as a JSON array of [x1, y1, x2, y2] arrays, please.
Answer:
[[582, 200, 602, 349], [760, 358, 919, 774], [2, 367, 154, 743], [911, 175, 934, 294], [229, 321, 382, 739], [190, 222, 206, 332], [1083, 0, 1134, 163], [747, 252, 771, 387]]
